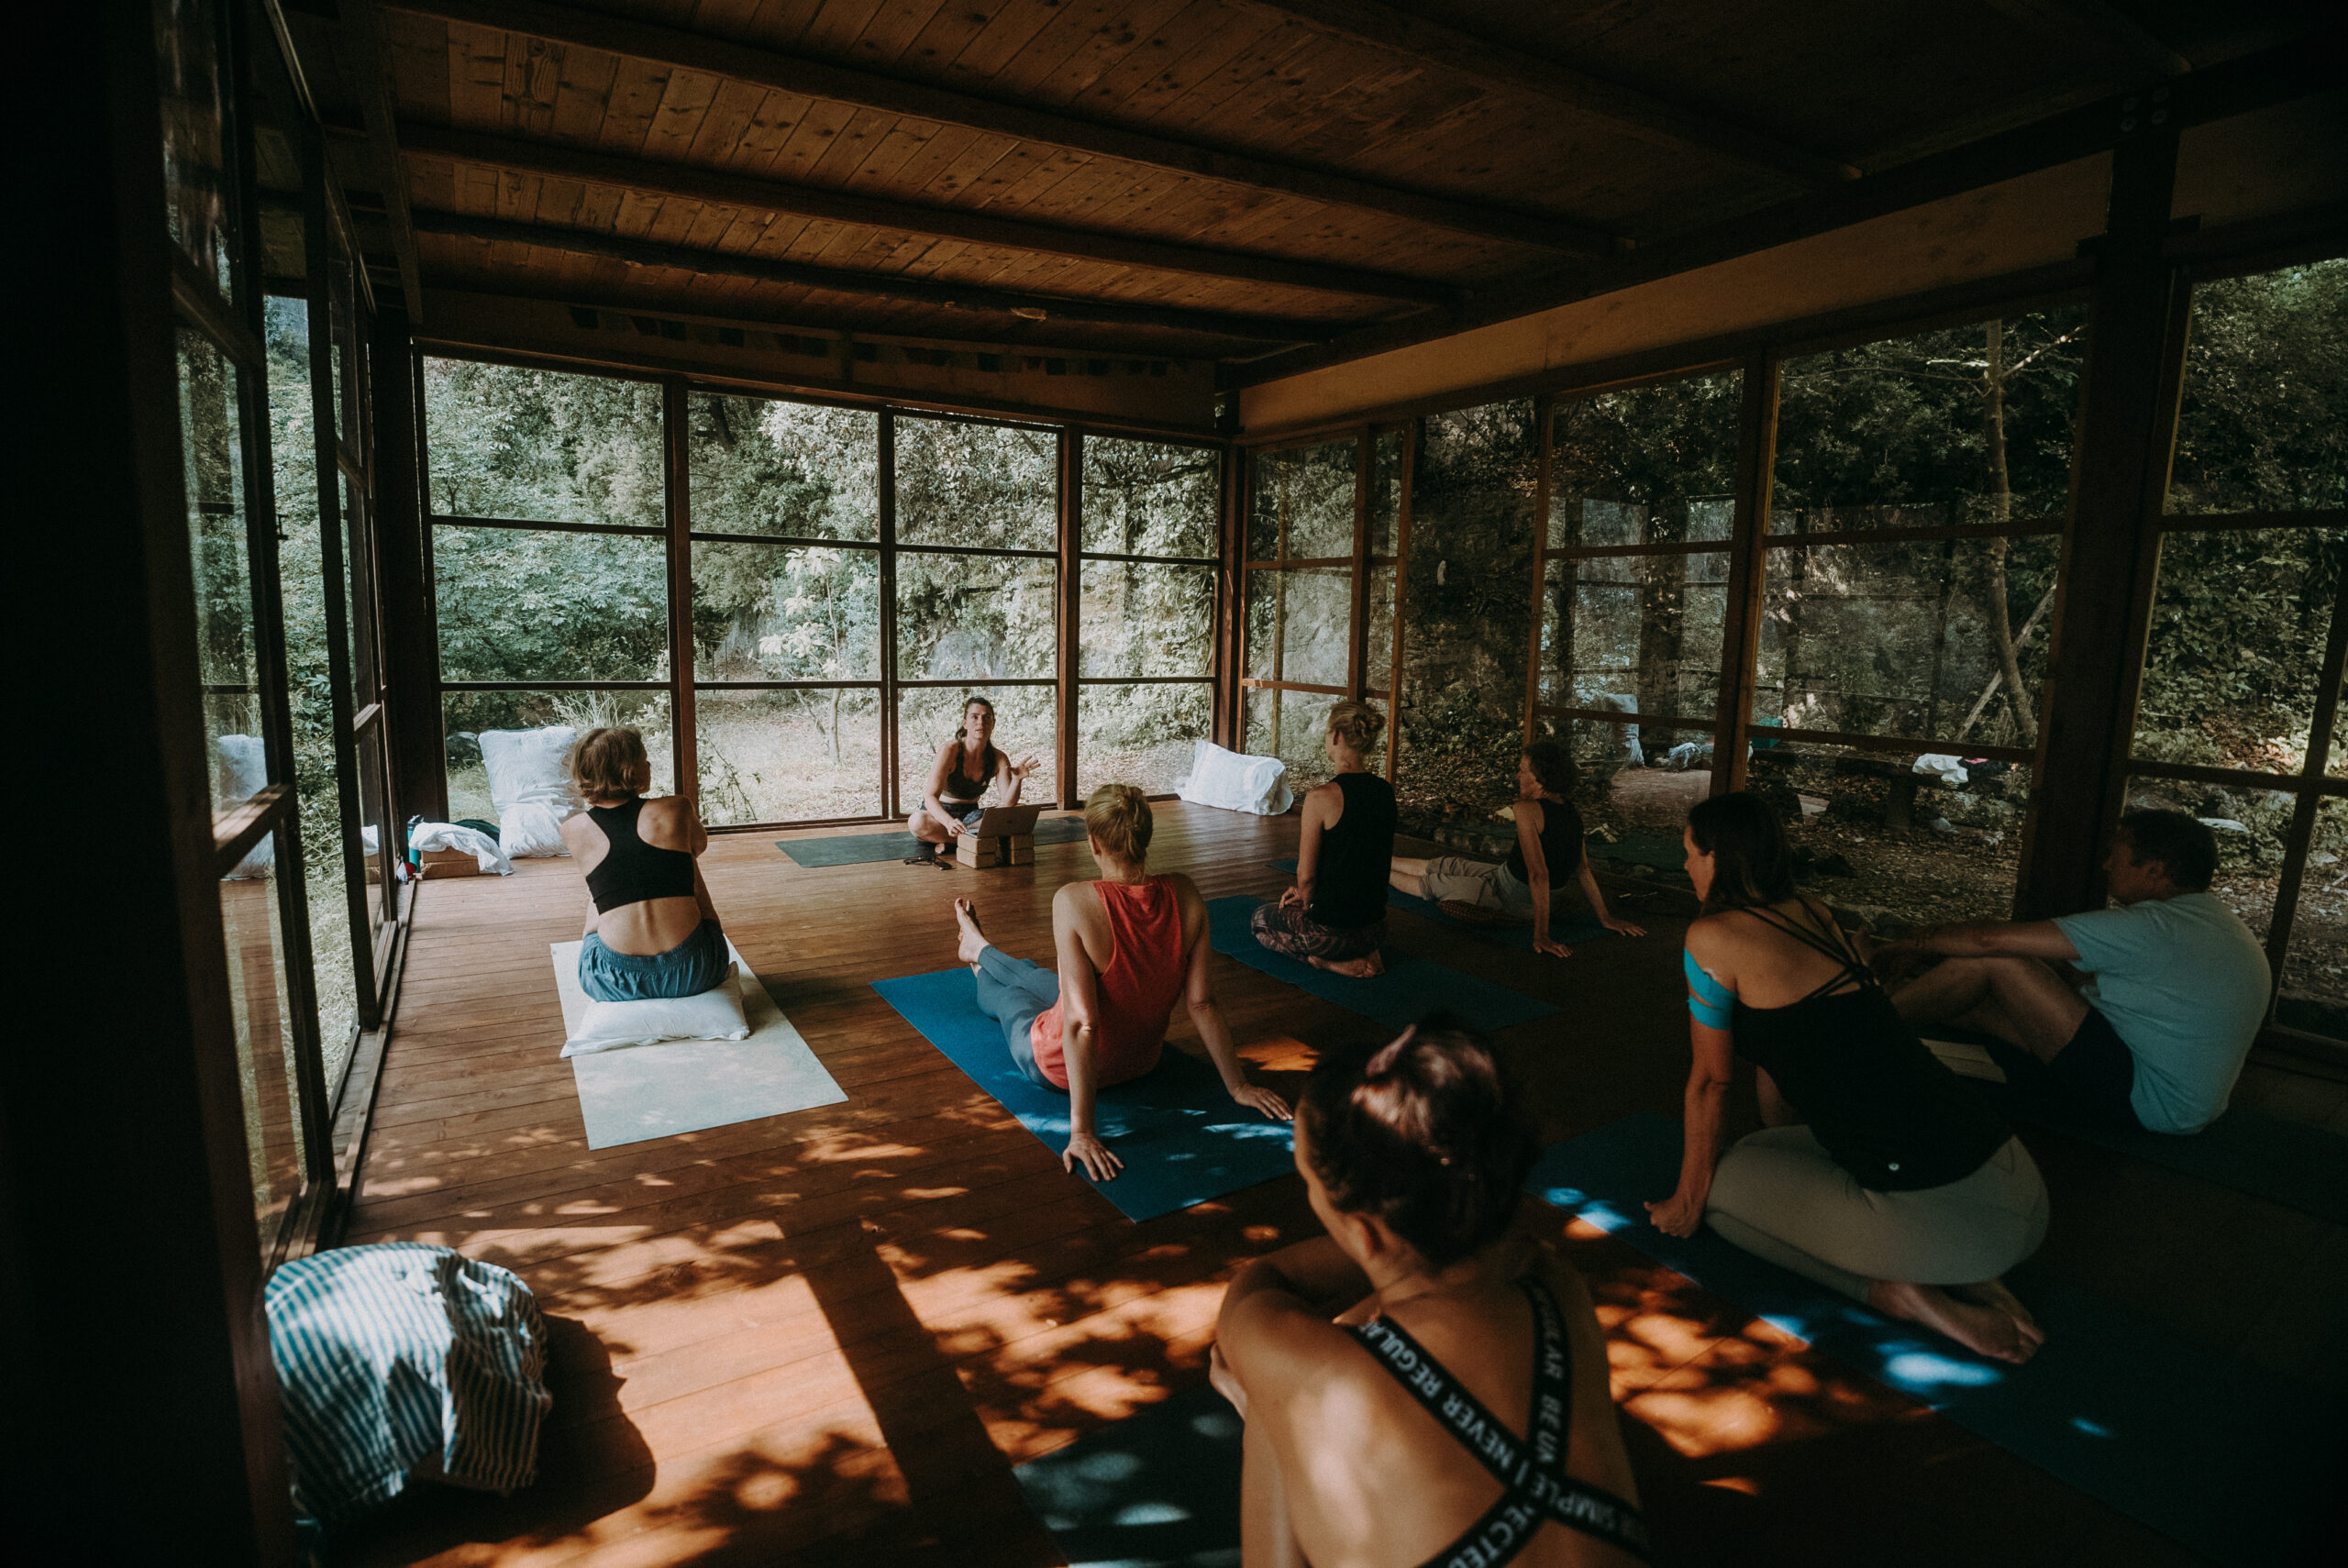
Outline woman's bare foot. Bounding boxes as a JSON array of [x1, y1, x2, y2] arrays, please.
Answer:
[[1868, 1278, 2039, 1364], [1308, 951, 1386, 978], [953, 899, 991, 967], [1951, 1277, 2045, 1353]]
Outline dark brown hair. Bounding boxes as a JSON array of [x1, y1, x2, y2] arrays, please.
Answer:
[[2117, 809, 2219, 892], [1687, 791, 1798, 913], [1299, 1016, 1536, 1269], [1522, 739, 1578, 797], [953, 695, 1002, 784], [568, 727, 648, 801]]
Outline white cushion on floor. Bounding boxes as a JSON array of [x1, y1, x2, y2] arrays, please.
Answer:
[[480, 726, 579, 856], [561, 969, 750, 1056], [1176, 739, 1292, 815]]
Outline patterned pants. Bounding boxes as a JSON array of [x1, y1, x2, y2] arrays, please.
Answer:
[[1250, 900, 1386, 962]]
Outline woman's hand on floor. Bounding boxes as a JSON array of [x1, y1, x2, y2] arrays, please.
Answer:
[[1230, 1084, 1293, 1121], [1600, 913, 1648, 937], [1644, 1188, 1704, 1238], [1534, 936, 1575, 958], [1064, 1132, 1124, 1182]]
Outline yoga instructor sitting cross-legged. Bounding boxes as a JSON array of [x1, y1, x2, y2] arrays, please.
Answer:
[[951, 782, 1291, 1181]]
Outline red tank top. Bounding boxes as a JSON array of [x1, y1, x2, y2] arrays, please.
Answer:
[[1029, 875, 1188, 1091]]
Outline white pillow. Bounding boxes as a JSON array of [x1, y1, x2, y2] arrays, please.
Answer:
[[480, 726, 579, 857], [1176, 739, 1292, 815], [562, 969, 750, 1056], [216, 734, 275, 877]]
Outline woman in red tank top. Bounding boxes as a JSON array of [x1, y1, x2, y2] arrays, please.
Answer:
[[953, 784, 1292, 1181]]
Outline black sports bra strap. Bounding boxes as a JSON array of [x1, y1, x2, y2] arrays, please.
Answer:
[[1348, 1282, 1653, 1566], [1740, 901, 1872, 999]]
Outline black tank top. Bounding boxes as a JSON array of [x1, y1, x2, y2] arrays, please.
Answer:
[[1504, 798, 1584, 883], [582, 797, 697, 915], [1728, 902, 2011, 1191], [1309, 772, 1396, 929], [943, 742, 999, 801]]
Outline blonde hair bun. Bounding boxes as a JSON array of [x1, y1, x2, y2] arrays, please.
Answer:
[[1083, 782, 1154, 862], [1327, 699, 1387, 753]]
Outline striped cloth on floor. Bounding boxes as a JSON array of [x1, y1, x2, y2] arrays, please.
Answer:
[[265, 1242, 552, 1523]]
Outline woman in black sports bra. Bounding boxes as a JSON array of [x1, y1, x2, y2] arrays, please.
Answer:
[[557, 726, 730, 1002], [1648, 792, 2050, 1364], [1214, 1021, 1650, 1568], [908, 696, 1043, 856]]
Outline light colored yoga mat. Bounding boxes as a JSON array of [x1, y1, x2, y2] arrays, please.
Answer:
[[550, 941, 847, 1150]]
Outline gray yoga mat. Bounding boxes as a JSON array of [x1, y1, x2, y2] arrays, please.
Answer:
[[550, 940, 847, 1149], [775, 814, 1092, 867]]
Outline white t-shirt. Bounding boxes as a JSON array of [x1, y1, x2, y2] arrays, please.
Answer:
[[2051, 893, 2271, 1133]]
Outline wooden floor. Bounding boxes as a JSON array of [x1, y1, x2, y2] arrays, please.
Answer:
[[337, 802, 2348, 1567]]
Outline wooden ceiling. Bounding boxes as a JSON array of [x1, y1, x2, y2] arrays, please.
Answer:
[[273, 0, 2340, 370]]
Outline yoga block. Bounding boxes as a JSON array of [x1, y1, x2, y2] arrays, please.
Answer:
[[953, 836, 1002, 867], [417, 847, 483, 879]]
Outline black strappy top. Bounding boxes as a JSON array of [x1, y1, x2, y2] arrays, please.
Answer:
[[1309, 771, 1397, 929], [1505, 798, 1585, 884], [1348, 1280, 1652, 1568], [943, 742, 1000, 802], [1728, 901, 2011, 1191], [582, 797, 697, 914]]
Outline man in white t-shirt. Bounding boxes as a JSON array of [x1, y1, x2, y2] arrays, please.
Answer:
[[1886, 811, 2271, 1134]]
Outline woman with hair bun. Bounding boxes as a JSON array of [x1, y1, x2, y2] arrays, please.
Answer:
[[1253, 699, 1397, 977], [1213, 1018, 1651, 1568], [1653, 791, 2049, 1364], [951, 782, 1291, 1182]]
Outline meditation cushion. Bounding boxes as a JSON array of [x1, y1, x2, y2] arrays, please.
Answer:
[[478, 725, 579, 856], [1176, 738, 1292, 815], [561, 968, 751, 1056]]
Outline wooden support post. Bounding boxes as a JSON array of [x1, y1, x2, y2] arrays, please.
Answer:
[[663, 378, 695, 800], [2019, 127, 2188, 920], [1058, 429, 1081, 806], [371, 310, 445, 823], [879, 413, 900, 818], [1214, 442, 1244, 751], [1713, 351, 1780, 796], [1347, 427, 1372, 697], [1386, 423, 1418, 785], [1523, 395, 1555, 741]]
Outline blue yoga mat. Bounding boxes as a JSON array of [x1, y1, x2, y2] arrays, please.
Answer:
[[1266, 860, 1611, 953], [1530, 1114, 2341, 1568], [870, 967, 1297, 1223], [1207, 896, 1558, 1032], [1015, 1385, 1241, 1568], [776, 815, 1091, 867]]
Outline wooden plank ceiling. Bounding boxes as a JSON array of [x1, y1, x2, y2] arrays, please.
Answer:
[[274, 0, 2335, 366]]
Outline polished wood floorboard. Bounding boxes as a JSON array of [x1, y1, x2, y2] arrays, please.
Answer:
[[335, 802, 2343, 1567]]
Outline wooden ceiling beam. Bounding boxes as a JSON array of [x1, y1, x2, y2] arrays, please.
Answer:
[[408, 209, 1345, 344], [1980, 0, 2193, 82], [395, 122, 1457, 304], [1238, 0, 1860, 190], [381, 0, 1621, 256]]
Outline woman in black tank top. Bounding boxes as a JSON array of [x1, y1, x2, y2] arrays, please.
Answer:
[[1253, 701, 1398, 977], [557, 726, 731, 1003], [908, 696, 1043, 856]]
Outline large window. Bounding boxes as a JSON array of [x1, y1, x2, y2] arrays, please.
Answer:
[[2126, 259, 2348, 1044], [1242, 429, 1408, 791], [1750, 307, 2087, 923]]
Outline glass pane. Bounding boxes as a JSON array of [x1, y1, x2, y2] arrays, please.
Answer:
[[1244, 570, 1276, 681], [338, 473, 367, 715], [1773, 308, 2088, 532], [357, 724, 392, 935], [1246, 567, 1349, 688], [1549, 370, 1741, 550], [1398, 401, 1539, 811], [423, 359, 662, 526], [1368, 428, 1405, 558], [894, 416, 1056, 550], [180, 327, 262, 814], [1541, 551, 1729, 719], [154, 0, 234, 296], [328, 254, 355, 447], [1366, 564, 1396, 694], [698, 688, 881, 825], [221, 834, 306, 1257], [266, 296, 358, 1074], [1250, 440, 1355, 560], [1241, 688, 1334, 795], [441, 690, 671, 836], [1080, 685, 1213, 797], [1755, 534, 2059, 745], [2133, 528, 2344, 774], [692, 542, 880, 682], [1734, 741, 2036, 927], [1533, 713, 1706, 851], [897, 554, 1057, 679], [1082, 437, 1217, 558], [689, 394, 878, 540], [2122, 774, 2290, 948], [2278, 797, 2348, 1040], [2169, 259, 2348, 513], [434, 525, 669, 682], [899, 685, 1058, 808], [1080, 560, 1213, 678]]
